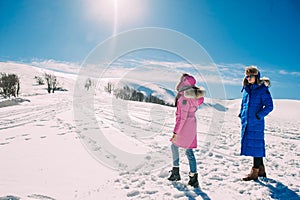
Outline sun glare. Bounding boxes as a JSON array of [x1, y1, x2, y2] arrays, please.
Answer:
[[85, 0, 147, 35]]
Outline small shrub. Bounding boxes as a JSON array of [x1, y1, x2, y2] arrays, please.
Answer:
[[0, 73, 20, 98], [34, 76, 45, 85]]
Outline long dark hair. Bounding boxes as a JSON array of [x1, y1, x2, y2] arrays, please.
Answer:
[[175, 73, 189, 106], [174, 93, 181, 107]]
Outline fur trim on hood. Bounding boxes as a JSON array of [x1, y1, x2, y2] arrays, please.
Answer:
[[242, 66, 271, 87], [241, 77, 271, 92], [260, 76, 271, 87], [243, 66, 261, 86], [241, 66, 271, 92], [245, 66, 259, 77], [183, 86, 206, 99]]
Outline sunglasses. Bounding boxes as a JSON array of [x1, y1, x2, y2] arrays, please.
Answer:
[[245, 75, 256, 79]]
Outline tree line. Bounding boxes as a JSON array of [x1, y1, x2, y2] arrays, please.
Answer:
[[105, 82, 174, 107]]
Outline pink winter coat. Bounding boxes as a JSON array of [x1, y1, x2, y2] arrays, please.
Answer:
[[172, 75, 205, 149]]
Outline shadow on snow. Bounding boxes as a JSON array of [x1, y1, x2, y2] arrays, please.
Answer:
[[257, 178, 300, 200], [172, 182, 211, 200], [202, 103, 228, 112]]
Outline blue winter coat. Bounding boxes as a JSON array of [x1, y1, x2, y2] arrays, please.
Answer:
[[239, 82, 273, 157]]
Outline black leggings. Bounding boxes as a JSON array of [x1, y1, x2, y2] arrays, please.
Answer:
[[253, 157, 264, 168]]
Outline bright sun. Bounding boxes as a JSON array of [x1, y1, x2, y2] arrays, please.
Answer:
[[85, 0, 147, 35]]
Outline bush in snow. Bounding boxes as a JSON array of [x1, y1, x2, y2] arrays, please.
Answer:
[[34, 75, 45, 85], [85, 78, 92, 91], [0, 73, 20, 98]]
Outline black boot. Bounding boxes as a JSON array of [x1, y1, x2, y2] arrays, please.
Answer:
[[168, 167, 181, 181], [188, 173, 199, 188]]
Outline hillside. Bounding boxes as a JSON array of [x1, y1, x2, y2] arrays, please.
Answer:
[[0, 62, 299, 200]]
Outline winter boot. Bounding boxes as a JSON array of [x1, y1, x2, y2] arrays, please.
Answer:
[[242, 167, 259, 181], [188, 172, 199, 188], [258, 165, 267, 177], [168, 167, 181, 181]]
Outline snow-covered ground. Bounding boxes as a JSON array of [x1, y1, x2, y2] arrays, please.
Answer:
[[0, 62, 299, 200]]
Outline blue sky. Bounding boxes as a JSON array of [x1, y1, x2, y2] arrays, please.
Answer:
[[0, 0, 299, 99]]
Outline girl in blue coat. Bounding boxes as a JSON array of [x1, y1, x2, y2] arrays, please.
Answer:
[[239, 66, 273, 181]]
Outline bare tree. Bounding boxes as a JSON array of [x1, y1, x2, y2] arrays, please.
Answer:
[[44, 73, 57, 93], [51, 76, 57, 93], [105, 82, 114, 94]]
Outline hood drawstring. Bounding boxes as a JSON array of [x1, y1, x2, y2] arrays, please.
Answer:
[[241, 87, 245, 93]]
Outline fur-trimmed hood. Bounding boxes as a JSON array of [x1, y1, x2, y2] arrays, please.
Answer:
[[243, 76, 271, 87], [242, 66, 271, 88], [176, 74, 196, 91], [183, 86, 206, 99], [241, 77, 271, 93], [259, 77, 271, 87]]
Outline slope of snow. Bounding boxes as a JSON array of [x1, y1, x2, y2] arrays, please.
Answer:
[[0, 62, 299, 200]]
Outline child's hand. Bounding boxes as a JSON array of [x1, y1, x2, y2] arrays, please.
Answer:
[[170, 133, 177, 142]]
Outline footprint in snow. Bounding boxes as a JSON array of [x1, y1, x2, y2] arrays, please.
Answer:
[[57, 132, 67, 136], [27, 194, 56, 200], [127, 190, 140, 197], [0, 196, 20, 200]]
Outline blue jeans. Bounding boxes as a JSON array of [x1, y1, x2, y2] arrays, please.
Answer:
[[171, 143, 197, 173]]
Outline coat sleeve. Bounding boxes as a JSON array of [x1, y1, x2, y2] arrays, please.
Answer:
[[239, 97, 244, 118], [173, 99, 190, 134], [197, 97, 204, 106], [256, 88, 273, 119]]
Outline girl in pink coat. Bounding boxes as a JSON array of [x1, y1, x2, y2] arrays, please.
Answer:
[[168, 73, 205, 188]]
